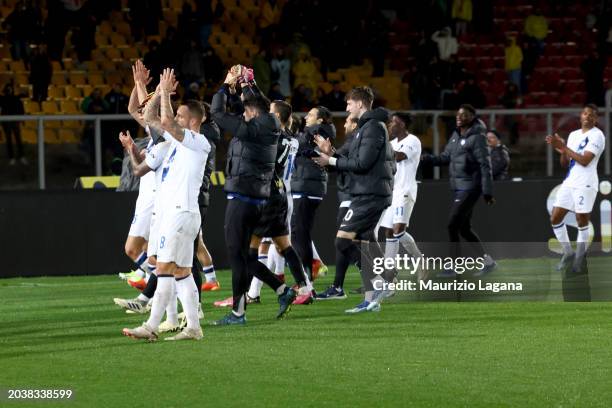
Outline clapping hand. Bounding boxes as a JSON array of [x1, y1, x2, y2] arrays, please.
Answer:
[[313, 134, 332, 155], [119, 130, 134, 151], [545, 133, 565, 154], [132, 60, 151, 86], [159, 68, 178, 94]]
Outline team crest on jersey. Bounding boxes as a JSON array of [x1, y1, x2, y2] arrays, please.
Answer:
[[460, 139, 466, 146]]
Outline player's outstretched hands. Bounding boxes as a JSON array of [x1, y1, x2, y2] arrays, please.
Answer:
[[483, 194, 495, 205], [159, 68, 177, 94], [132, 60, 151, 86], [545, 133, 565, 154], [312, 151, 330, 167], [119, 130, 134, 150], [313, 134, 332, 155]]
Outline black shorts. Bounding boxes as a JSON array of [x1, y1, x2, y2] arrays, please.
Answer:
[[253, 194, 289, 238], [336, 205, 350, 230], [339, 195, 390, 240]]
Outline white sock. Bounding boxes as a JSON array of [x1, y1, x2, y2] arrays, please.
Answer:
[[137, 293, 149, 302], [552, 222, 573, 254], [575, 225, 589, 259], [248, 277, 264, 299], [233, 295, 246, 316], [396, 232, 422, 257], [145, 262, 156, 282], [202, 265, 216, 282], [275, 283, 286, 295], [165, 290, 178, 326], [146, 275, 174, 331], [385, 237, 400, 260], [311, 241, 321, 261], [268, 245, 285, 275], [364, 291, 374, 302], [135, 251, 151, 274], [483, 254, 495, 265], [175, 275, 200, 330]]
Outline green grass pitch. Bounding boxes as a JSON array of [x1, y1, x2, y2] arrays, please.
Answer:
[[1, 262, 612, 407]]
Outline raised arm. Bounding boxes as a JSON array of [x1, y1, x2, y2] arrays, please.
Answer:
[[159, 68, 184, 142], [119, 131, 151, 177], [546, 133, 597, 167]]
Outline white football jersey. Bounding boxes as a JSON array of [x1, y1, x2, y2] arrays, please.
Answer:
[[156, 129, 211, 214], [145, 140, 172, 215], [137, 132, 156, 204], [391, 133, 421, 201], [282, 137, 299, 194], [563, 127, 605, 190]]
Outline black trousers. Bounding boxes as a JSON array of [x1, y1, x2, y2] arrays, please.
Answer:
[[447, 190, 485, 256], [290, 196, 321, 278], [224, 198, 263, 313], [2, 122, 23, 159]]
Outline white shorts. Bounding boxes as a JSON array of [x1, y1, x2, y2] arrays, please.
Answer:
[[379, 193, 415, 228], [147, 213, 160, 257], [128, 199, 154, 239], [553, 185, 597, 214], [156, 211, 200, 267]]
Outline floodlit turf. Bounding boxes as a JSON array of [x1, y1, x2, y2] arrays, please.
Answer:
[[1, 264, 612, 407]]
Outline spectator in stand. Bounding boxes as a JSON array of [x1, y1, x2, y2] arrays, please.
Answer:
[[291, 84, 313, 112], [195, 0, 215, 48], [413, 30, 439, 70], [500, 83, 521, 145], [452, 0, 472, 36], [158, 26, 182, 70], [2, 0, 42, 65], [180, 40, 205, 87], [0, 83, 27, 165], [431, 27, 458, 61], [486, 130, 510, 180], [143, 40, 163, 86], [321, 81, 346, 111], [458, 75, 486, 108], [202, 47, 224, 87], [366, 10, 389, 77], [271, 48, 291, 97], [292, 51, 322, 93], [268, 82, 285, 101], [524, 8, 548, 54], [81, 88, 110, 167], [105, 84, 130, 158], [504, 36, 523, 92], [72, 10, 97, 63], [259, 0, 284, 42], [29, 44, 52, 104], [253, 49, 272, 95], [183, 82, 201, 101], [581, 49, 606, 106]]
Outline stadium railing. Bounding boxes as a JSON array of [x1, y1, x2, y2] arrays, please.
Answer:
[[0, 97, 610, 189]]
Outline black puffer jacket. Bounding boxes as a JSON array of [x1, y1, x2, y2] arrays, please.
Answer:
[[336, 108, 395, 200], [198, 120, 221, 207], [291, 122, 336, 197], [430, 119, 493, 195], [490, 144, 510, 181], [335, 130, 357, 203], [212, 91, 279, 199]]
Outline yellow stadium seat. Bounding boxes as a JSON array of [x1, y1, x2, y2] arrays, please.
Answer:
[[105, 48, 122, 60], [168, 0, 182, 10], [88, 73, 104, 86], [69, 72, 87, 86], [15, 73, 28, 85], [81, 85, 93, 97], [110, 33, 127, 46], [22, 128, 37, 143], [45, 128, 60, 143], [122, 47, 139, 60], [83, 61, 98, 71], [95, 33, 109, 47], [63, 120, 82, 129], [23, 100, 41, 114], [9, 60, 26, 72], [47, 119, 61, 128], [115, 21, 131, 37], [51, 61, 64, 72], [61, 58, 74, 70], [42, 101, 59, 114], [59, 129, 80, 143], [65, 86, 82, 99], [52, 73, 67, 85], [98, 59, 117, 71], [47, 86, 64, 99], [60, 100, 79, 114]]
